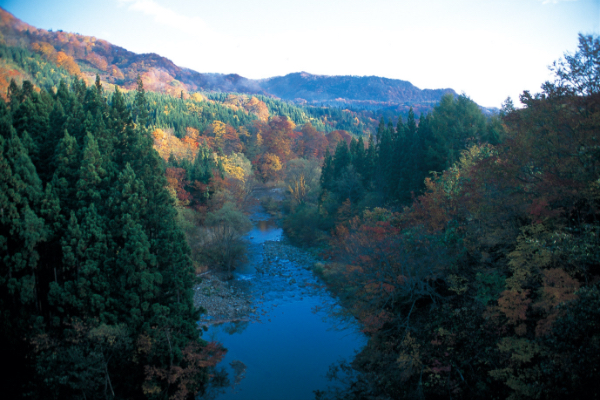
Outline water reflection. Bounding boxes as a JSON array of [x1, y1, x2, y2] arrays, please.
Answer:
[[222, 320, 250, 336], [255, 219, 277, 232]]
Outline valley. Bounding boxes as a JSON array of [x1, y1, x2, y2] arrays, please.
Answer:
[[0, 6, 598, 400]]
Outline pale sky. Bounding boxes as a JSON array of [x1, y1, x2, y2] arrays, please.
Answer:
[[1, 0, 598, 108]]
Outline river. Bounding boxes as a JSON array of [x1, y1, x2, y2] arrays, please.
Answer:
[[199, 189, 367, 400]]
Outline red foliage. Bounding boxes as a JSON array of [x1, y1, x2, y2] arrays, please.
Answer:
[[166, 167, 192, 204], [293, 123, 328, 159]]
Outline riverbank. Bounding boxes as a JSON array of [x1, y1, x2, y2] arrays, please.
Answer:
[[194, 272, 253, 326], [193, 239, 323, 326]]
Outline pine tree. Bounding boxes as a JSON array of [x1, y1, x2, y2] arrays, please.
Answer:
[[377, 120, 394, 199], [76, 132, 106, 206], [320, 148, 335, 192], [51, 129, 80, 213], [333, 139, 351, 178], [364, 134, 377, 187]]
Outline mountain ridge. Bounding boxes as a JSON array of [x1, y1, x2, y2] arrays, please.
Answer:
[[0, 7, 458, 110]]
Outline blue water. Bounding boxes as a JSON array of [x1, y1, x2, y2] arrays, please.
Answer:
[[200, 193, 366, 400]]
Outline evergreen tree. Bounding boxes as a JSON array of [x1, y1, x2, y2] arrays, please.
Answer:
[[377, 120, 394, 199], [320, 148, 335, 192], [363, 134, 377, 187], [0, 79, 221, 399], [333, 139, 351, 178]]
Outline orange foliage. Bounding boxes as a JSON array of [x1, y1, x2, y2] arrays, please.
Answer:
[[294, 122, 329, 159], [255, 116, 296, 163], [85, 52, 108, 71], [109, 64, 124, 80], [245, 96, 269, 121], [133, 68, 187, 98], [31, 41, 56, 59], [152, 128, 208, 162], [223, 94, 269, 121], [143, 341, 225, 400], [0, 66, 26, 101], [498, 289, 531, 336], [166, 167, 192, 205], [203, 121, 241, 155], [326, 130, 352, 153], [533, 268, 580, 336], [55, 51, 80, 75]]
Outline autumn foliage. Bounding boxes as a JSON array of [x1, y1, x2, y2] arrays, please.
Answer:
[[315, 36, 600, 399]]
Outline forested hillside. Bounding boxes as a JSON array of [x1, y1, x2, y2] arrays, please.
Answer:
[[302, 35, 600, 399], [0, 8, 462, 115], [1, 5, 598, 400], [260, 72, 457, 107], [1, 75, 228, 398]]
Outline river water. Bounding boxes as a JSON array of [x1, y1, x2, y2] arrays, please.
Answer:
[[200, 190, 367, 400]]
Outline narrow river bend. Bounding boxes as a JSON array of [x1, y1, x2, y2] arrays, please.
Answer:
[[199, 189, 367, 400]]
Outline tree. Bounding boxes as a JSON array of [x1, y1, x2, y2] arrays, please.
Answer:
[[427, 94, 486, 171], [204, 202, 252, 279], [544, 33, 600, 97], [0, 79, 222, 398]]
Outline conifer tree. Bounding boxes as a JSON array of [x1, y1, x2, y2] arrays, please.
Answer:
[[320, 148, 335, 192], [364, 134, 377, 187], [333, 139, 351, 178]]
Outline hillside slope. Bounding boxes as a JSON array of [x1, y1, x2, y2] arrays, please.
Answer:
[[260, 72, 456, 106], [0, 8, 459, 110]]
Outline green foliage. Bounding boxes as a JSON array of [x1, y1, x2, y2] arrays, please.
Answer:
[[313, 35, 600, 400], [427, 93, 488, 172], [0, 80, 223, 399], [0, 43, 75, 91], [540, 285, 600, 398], [201, 202, 252, 278], [283, 203, 325, 246], [474, 270, 506, 305]]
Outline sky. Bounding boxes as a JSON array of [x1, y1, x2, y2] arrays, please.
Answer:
[[0, 0, 598, 108]]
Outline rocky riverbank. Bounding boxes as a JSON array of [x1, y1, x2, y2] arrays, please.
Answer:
[[194, 272, 254, 326], [194, 239, 323, 327]]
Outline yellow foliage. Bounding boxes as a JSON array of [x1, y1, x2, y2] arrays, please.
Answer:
[[263, 153, 282, 171], [186, 101, 203, 115], [210, 121, 227, 140], [110, 65, 124, 79], [396, 333, 422, 382], [447, 274, 469, 295], [152, 128, 203, 162], [218, 152, 252, 182], [506, 224, 552, 290], [190, 92, 206, 102], [288, 174, 307, 205], [490, 337, 544, 399], [223, 94, 269, 121]]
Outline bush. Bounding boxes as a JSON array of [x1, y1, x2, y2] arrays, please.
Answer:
[[283, 203, 325, 246], [202, 202, 252, 278]]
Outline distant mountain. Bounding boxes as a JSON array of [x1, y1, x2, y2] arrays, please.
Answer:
[[260, 72, 456, 106], [0, 8, 459, 111]]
